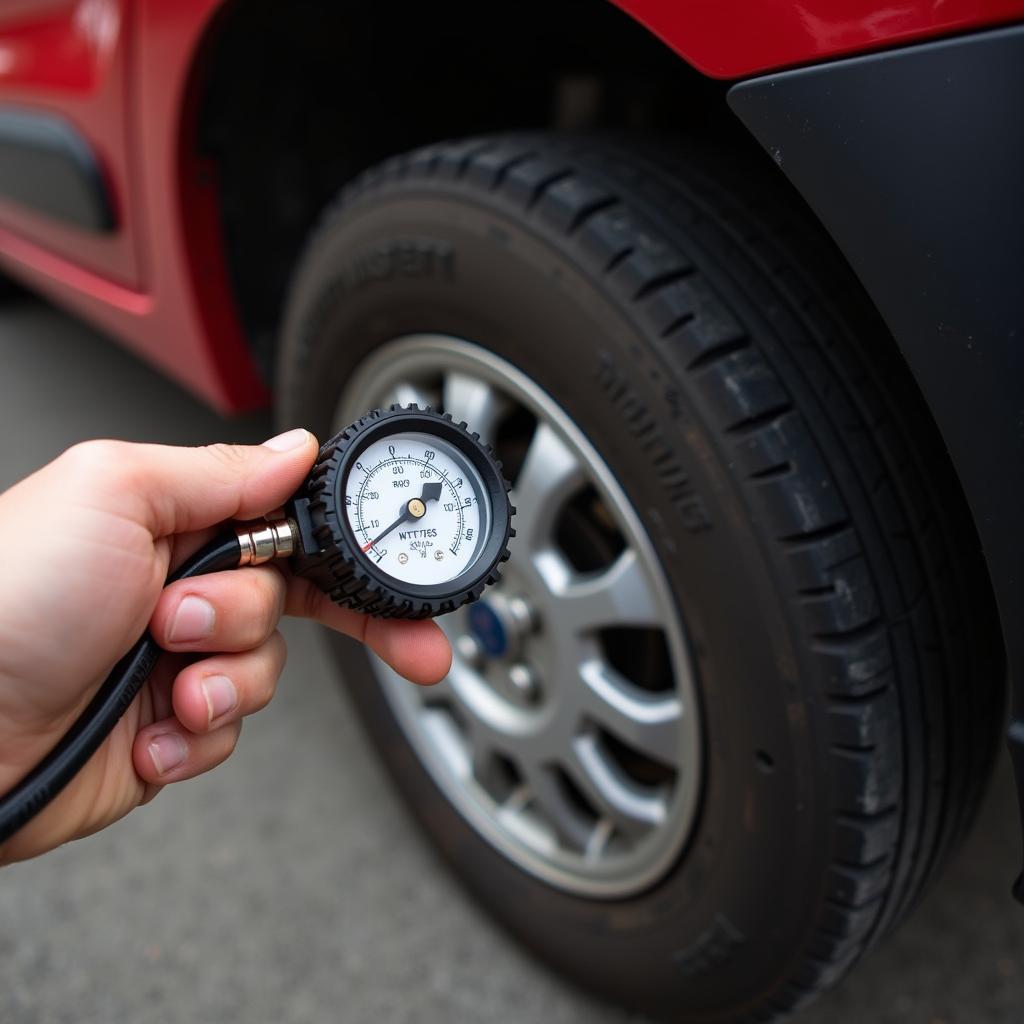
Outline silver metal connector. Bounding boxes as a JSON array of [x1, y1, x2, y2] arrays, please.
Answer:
[[236, 518, 299, 566]]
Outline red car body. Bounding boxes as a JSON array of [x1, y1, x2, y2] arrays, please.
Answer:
[[1, 0, 1021, 413]]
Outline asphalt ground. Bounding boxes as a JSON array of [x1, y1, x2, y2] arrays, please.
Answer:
[[1, 296, 1022, 1023]]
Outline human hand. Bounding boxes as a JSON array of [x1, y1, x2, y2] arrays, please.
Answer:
[[0, 429, 452, 865]]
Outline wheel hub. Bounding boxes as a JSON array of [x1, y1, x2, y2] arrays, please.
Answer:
[[465, 590, 542, 707], [467, 600, 510, 658], [467, 590, 534, 657]]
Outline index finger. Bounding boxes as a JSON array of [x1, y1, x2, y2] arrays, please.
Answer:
[[58, 431, 319, 539]]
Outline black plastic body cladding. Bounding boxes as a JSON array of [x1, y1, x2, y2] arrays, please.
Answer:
[[728, 27, 1024, 893]]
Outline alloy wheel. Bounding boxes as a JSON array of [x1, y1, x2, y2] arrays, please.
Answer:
[[336, 335, 702, 898]]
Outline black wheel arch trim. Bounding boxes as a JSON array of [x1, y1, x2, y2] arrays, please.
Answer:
[[728, 24, 1024, 897]]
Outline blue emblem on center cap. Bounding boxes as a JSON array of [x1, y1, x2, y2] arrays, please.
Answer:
[[467, 601, 507, 658]]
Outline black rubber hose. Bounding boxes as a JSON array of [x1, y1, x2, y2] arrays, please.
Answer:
[[0, 532, 241, 846]]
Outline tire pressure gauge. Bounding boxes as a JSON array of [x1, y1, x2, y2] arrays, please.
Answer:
[[286, 405, 515, 618], [0, 404, 513, 844]]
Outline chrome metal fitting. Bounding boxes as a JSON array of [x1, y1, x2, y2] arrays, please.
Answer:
[[236, 519, 299, 566]]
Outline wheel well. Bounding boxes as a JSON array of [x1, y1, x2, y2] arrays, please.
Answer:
[[194, 0, 748, 382], [194, 1, 1007, 784]]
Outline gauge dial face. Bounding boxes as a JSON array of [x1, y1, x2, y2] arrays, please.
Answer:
[[343, 431, 491, 586]]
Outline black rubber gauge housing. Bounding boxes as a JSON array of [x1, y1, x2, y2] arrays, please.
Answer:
[[287, 405, 514, 618]]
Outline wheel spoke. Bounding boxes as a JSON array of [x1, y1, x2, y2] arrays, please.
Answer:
[[446, 659, 524, 741], [422, 672, 517, 791], [511, 422, 586, 546], [495, 785, 559, 857], [584, 818, 616, 862], [567, 735, 668, 833], [417, 671, 469, 716], [418, 707, 472, 781], [579, 659, 682, 766], [542, 548, 662, 632], [442, 372, 510, 444], [519, 760, 594, 852]]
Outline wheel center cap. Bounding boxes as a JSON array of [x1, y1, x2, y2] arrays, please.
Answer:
[[467, 601, 509, 658]]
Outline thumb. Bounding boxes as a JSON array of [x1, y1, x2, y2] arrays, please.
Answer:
[[63, 428, 319, 538]]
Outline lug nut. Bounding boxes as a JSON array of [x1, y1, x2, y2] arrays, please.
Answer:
[[507, 595, 537, 634], [455, 634, 483, 667], [508, 663, 540, 702]]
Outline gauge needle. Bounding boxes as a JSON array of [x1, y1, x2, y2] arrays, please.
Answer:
[[361, 481, 443, 553]]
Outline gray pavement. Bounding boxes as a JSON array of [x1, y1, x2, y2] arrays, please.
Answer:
[[0, 297, 1022, 1023]]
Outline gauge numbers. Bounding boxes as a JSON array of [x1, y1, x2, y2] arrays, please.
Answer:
[[344, 432, 489, 586]]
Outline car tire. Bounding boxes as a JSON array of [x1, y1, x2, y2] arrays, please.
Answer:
[[276, 134, 1003, 1021]]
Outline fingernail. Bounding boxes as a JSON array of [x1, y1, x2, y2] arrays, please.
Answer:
[[201, 674, 238, 725], [148, 733, 187, 776], [168, 595, 216, 644], [263, 428, 310, 452]]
